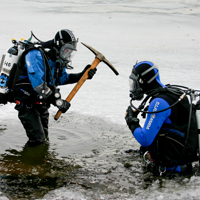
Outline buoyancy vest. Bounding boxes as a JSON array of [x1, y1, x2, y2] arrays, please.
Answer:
[[8, 45, 51, 104], [148, 92, 198, 168]]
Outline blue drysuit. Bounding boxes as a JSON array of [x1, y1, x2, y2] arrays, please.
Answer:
[[25, 49, 70, 91], [133, 97, 171, 147], [132, 95, 196, 173]]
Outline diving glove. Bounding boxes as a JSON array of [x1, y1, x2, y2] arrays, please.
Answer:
[[55, 99, 71, 113]]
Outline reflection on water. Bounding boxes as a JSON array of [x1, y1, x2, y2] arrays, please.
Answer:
[[0, 112, 200, 200], [0, 143, 52, 176], [0, 142, 82, 199]]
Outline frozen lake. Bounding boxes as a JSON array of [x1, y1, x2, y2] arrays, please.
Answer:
[[0, 0, 200, 199]]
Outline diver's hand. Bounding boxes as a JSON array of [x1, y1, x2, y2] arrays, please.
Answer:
[[55, 99, 71, 113], [125, 106, 140, 132], [82, 65, 97, 79]]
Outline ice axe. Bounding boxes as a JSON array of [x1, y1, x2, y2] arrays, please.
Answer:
[[54, 42, 119, 120]]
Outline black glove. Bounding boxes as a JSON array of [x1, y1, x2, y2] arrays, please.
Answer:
[[0, 93, 8, 104], [125, 106, 140, 132], [55, 99, 71, 113], [82, 65, 97, 79]]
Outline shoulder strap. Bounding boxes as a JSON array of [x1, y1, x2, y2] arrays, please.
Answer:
[[18, 44, 44, 71]]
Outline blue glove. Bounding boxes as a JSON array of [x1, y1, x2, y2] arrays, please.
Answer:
[[125, 106, 140, 132]]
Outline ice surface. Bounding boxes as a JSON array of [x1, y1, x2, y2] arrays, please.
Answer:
[[0, 0, 200, 199]]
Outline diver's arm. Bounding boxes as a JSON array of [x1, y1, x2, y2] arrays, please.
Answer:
[[133, 98, 171, 147]]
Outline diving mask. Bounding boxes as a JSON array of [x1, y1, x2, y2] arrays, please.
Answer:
[[129, 70, 144, 100], [59, 43, 77, 62]]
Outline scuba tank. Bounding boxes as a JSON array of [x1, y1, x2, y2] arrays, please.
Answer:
[[0, 54, 5, 72], [195, 100, 200, 162], [0, 38, 25, 94]]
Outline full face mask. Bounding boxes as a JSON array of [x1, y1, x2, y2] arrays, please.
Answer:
[[59, 43, 77, 62], [129, 68, 144, 100], [54, 41, 77, 77]]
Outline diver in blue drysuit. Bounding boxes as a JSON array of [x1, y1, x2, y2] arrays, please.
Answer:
[[13, 29, 97, 146], [125, 61, 198, 175]]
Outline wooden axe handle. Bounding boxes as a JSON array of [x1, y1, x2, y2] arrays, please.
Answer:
[[54, 57, 101, 120]]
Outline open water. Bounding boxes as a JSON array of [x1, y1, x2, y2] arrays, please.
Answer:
[[0, 0, 200, 199]]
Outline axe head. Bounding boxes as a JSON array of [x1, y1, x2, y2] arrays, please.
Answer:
[[82, 42, 119, 75]]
